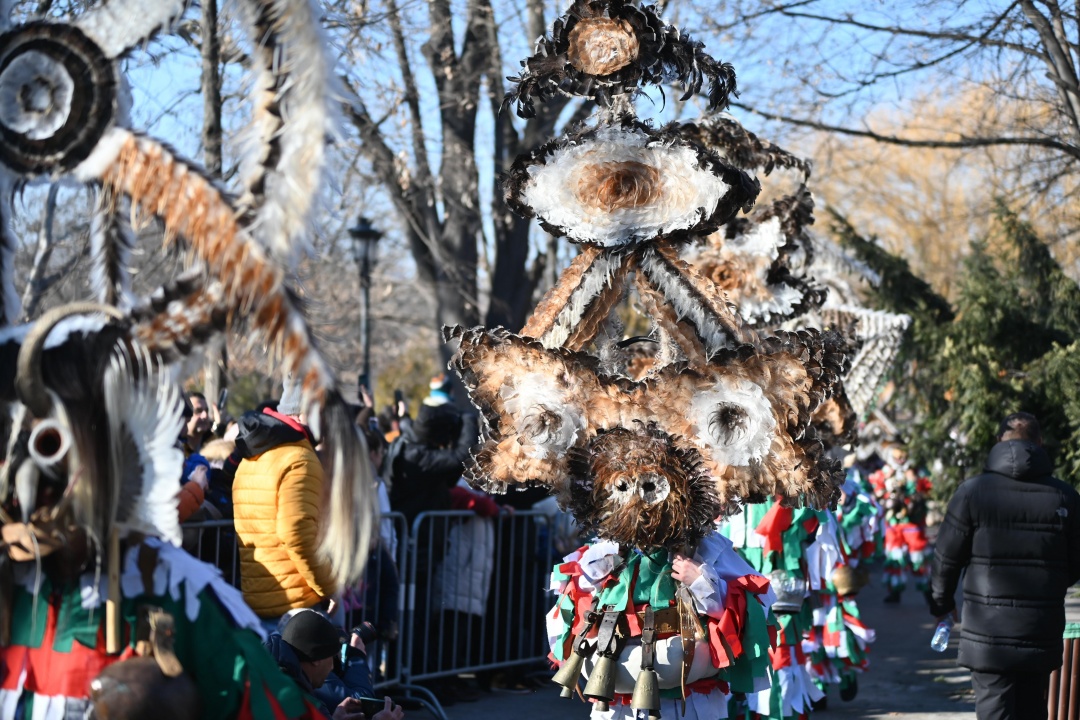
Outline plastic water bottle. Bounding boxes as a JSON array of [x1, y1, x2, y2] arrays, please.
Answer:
[[930, 618, 953, 652]]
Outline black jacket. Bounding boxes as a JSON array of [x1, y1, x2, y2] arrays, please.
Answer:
[[387, 407, 478, 523], [930, 440, 1080, 673]]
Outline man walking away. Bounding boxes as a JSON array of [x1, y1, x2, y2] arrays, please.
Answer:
[[929, 412, 1080, 720]]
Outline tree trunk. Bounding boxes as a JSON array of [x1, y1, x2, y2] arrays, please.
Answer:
[[201, 0, 223, 177], [201, 0, 226, 396], [21, 184, 59, 320]]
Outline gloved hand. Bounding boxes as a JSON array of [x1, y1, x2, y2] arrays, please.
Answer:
[[925, 589, 954, 618]]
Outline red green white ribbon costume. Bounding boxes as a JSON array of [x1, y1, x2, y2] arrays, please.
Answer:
[[0, 537, 323, 720], [547, 532, 777, 720]]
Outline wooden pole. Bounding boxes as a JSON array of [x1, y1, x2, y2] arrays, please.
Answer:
[[105, 528, 121, 654]]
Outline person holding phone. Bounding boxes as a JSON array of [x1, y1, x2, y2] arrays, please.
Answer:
[[266, 610, 405, 720]]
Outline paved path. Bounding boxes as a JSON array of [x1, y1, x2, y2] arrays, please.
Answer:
[[397, 568, 978, 720], [814, 576, 973, 720]]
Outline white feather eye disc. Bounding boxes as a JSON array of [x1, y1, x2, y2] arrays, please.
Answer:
[[690, 376, 776, 467], [522, 125, 728, 247], [505, 120, 758, 248], [0, 52, 73, 138], [499, 371, 587, 459], [0, 22, 117, 175]]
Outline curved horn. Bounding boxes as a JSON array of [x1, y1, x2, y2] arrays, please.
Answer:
[[16, 302, 124, 417]]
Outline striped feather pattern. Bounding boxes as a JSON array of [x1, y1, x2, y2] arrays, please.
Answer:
[[235, 0, 334, 265]]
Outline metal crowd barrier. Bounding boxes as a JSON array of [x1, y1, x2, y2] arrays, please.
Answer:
[[182, 508, 558, 719], [402, 510, 556, 681]]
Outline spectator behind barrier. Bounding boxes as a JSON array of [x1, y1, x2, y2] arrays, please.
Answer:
[[266, 609, 403, 720], [233, 377, 340, 629], [386, 380, 478, 523]]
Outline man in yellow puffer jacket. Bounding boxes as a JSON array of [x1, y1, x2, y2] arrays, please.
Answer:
[[233, 381, 338, 629]]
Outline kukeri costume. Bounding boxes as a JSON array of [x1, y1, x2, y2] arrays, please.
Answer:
[[0, 1, 373, 716], [446, 2, 855, 717]]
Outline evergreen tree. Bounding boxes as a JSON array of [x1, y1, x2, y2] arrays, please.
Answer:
[[828, 206, 1080, 497]]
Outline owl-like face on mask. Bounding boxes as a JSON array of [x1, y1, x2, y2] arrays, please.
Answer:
[[447, 325, 845, 517], [567, 425, 721, 551]]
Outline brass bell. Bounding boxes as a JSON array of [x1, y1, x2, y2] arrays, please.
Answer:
[[631, 667, 661, 719], [552, 648, 586, 698], [583, 654, 617, 711]]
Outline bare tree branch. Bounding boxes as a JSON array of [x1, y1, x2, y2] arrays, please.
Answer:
[[731, 100, 1080, 161], [21, 184, 59, 320]]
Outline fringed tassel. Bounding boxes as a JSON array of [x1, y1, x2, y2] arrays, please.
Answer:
[[90, 188, 136, 311]]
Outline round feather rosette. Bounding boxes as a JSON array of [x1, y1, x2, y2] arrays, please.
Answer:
[[506, 0, 737, 118], [504, 120, 758, 248], [507, 0, 662, 116], [0, 22, 117, 175]]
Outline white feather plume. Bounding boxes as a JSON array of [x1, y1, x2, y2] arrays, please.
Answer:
[[75, 0, 190, 60], [102, 343, 186, 546], [235, 0, 336, 266], [0, 173, 20, 326]]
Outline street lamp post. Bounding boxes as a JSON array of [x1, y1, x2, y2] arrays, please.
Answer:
[[348, 217, 383, 398]]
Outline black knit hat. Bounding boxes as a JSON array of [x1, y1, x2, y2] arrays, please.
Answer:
[[281, 610, 346, 662]]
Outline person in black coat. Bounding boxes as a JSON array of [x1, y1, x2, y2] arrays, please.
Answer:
[[387, 402, 478, 523], [384, 393, 480, 702], [929, 412, 1080, 720]]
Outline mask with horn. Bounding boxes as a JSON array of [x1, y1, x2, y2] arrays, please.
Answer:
[[0, 1, 373, 717]]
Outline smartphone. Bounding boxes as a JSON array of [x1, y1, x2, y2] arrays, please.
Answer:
[[393, 388, 405, 405], [217, 388, 228, 410], [356, 697, 386, 716]]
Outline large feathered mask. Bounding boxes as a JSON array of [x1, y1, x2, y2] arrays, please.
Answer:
[[0, 0, 373, 589], [446, 2, 849, 552]]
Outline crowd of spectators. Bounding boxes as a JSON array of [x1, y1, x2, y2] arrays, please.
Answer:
[[175, 373, 571, 713]]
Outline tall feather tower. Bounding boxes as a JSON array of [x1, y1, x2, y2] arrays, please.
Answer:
[[444, 2, 858, 718], [0, 1, 372, 718]]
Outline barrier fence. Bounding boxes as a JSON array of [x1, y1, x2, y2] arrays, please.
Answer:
[[183, 508, 559, 719]]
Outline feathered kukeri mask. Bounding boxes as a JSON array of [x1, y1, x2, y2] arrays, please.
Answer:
[[0, 0, 372, 588], [447, 2, 849, 552]]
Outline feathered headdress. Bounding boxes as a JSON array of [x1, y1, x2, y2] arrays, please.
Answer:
[[445, 2, 851, 551], [0, 0, 372, 594]]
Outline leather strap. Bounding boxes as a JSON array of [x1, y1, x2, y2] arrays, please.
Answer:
[[635, 606, 680, 635], [640, 606, 656, 671], [676, 585, 702, 708], [595, 610, 621, 657]]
